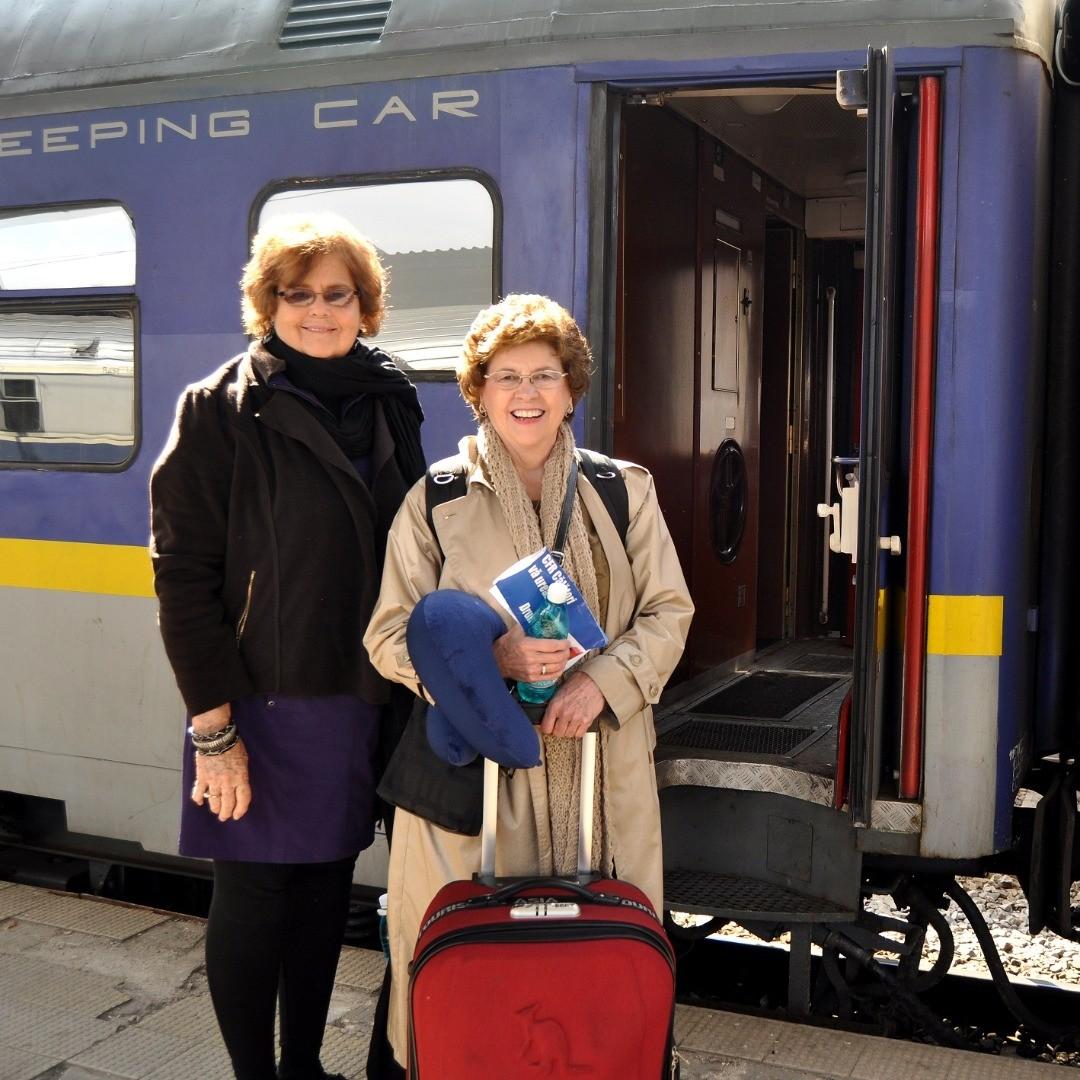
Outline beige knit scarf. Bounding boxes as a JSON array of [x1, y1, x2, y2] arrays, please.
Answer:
[[476, 419, 611, 877]]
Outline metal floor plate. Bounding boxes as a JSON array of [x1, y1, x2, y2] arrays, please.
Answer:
[[655, 757, 835, 804], [320, 1027, 376, 1075], [764, 1022, 865, 1076], [18, 892, 168, 940], [0, 953, 130, 1016], [689, 672, 841, 720], [0, 996, 119, 1060], [0, 884, 49, 920], [0, 1048, 62, 1080], [334, 946, 387, 992], [656, 639, 852, 786], [677, 1005, 791, 1063], [674, 1005, 1072, 1078], [658, 719, 818, 756], [71, 1026, 191, 1079], [142, 1036, 233, 1080], [779, 652, 854, 676], [137, 993, 219, 1041], [665, 868, 854, 922]]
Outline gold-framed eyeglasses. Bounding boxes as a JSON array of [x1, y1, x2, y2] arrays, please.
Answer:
[[276, 287, 359, 307], [483, 369, 568, 390]]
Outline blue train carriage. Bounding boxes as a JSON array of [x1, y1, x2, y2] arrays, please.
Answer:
[[1, 0, 1076, 1009]]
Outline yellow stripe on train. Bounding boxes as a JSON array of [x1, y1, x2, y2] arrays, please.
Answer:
[[926, 594, 1003, 657], [0, 539, 154, 598]]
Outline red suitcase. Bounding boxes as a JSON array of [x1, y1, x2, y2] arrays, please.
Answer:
[[407, 733, 678, 1079]]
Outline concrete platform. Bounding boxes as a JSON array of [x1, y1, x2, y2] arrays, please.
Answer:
[[0, 882, 1071, 1079]]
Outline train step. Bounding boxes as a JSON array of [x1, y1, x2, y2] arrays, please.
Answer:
[[664, 867, 857, 1013], [664, 867, 856, 924]]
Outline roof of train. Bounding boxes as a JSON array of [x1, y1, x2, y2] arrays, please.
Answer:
[[0, 0, 1059, 114]]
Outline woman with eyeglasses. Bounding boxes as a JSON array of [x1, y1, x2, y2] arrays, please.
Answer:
[[364, 293, 693, 1072], [150, 214, 424, 1080]]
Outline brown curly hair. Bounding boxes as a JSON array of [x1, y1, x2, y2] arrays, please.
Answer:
[[241, 213, 387, 339], [457, 294, 592, 416]]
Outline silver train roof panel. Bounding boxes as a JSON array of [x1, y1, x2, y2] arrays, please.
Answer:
[[0, 0, 1058, 106]]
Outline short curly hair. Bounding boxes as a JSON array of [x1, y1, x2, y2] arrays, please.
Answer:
[[458, 294, 592, 415], [241, 213, 387, 339]]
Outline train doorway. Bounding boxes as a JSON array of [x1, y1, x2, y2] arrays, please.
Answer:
[[612, 78, 880, 800], [607, 59, 932, 919]]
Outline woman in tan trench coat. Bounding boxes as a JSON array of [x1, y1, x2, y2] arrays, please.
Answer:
[[364, 293, 693, 1070]]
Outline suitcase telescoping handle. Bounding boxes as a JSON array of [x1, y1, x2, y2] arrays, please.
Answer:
[[479, 728, 597, 884]]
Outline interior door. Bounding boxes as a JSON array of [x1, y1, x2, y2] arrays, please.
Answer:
[[848, 48, 904, 826], [758, 225, 796, 644]]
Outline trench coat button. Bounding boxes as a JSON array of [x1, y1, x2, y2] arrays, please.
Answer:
[[648, 684, 659, 699], [630, 654, 642, 667]]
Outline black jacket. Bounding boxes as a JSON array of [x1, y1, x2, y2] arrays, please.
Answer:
[[150, 342, 414, 714]]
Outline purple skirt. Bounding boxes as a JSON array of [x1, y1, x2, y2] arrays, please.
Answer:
[[179, 693, 380, 863]]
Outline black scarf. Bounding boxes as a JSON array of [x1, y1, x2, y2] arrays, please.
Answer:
[[265, 334, 426, 487]]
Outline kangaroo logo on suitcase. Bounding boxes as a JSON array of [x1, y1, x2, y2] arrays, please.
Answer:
[[516, 1002, 594, 1074]]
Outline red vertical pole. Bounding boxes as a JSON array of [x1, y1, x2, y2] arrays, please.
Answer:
[[900, 76, 941, 799]]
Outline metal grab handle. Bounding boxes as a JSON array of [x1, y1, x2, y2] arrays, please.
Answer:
[[817, 500, 841, 551], [820, 285, 838, 624]]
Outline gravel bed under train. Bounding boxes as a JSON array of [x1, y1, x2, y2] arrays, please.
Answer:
[[865, 874, 1080, 986], [683, 874, 1080, 986], [677, 874, 1080, 1064]]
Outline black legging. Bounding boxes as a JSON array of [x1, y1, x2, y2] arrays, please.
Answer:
[[206, 857, 357, 1080]]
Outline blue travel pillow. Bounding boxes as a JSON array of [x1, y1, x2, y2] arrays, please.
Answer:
[[406, 590, 541, 769]]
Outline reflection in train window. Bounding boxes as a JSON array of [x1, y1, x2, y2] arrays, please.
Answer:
[[0, 309, 135, 466], [1, 378, 42, 433], [259, 179, 495, 373], [0, 205, 136, 289]]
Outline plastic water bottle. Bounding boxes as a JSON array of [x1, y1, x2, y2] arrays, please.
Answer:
[[377, 892, 390, 958], [516, 580, 571, 705]]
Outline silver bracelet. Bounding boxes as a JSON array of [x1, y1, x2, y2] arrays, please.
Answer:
[[189, 721, 235, 743], [190, 723, 238, 756], [196, 738, 238, 757]]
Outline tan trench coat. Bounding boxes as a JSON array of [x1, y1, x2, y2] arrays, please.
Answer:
[[363, 436, 693, 1063]]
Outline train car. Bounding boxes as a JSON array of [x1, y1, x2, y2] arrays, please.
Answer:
[[2, 0, 1077, 1024]]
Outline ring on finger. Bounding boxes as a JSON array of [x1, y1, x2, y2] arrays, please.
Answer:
[[541, 664, 547, 677]]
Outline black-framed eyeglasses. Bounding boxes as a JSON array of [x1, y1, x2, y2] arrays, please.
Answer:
[[483, 369, 568, 390], [276, 287, 359, 307]]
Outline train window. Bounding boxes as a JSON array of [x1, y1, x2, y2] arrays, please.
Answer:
[[0, 205, 135, 289], [0, 308, 135, 466], [259, 179, 495, 373]]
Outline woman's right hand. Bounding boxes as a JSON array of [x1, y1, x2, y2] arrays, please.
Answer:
[[493, 623, 571, 683], [190, 704, 252, 822]]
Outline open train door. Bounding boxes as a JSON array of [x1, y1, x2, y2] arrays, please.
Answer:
[[845, 47, 905, 827]]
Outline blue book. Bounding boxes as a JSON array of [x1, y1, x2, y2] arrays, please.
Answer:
[[490, 547, 607, 668]]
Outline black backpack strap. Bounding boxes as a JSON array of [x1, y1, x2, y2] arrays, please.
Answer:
[[551, 454, 579, 563], [576, 448, 630, 546], [426, 448, 630, 552], [425, 454, 469, 545]]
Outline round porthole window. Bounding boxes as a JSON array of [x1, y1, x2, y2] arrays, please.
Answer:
[[710, 439, 747, 564]]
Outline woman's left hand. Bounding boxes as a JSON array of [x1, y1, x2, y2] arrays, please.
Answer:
[[540, 671, 606, 738]]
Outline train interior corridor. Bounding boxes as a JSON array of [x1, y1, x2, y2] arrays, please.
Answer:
[[613, 83, 870, 786]]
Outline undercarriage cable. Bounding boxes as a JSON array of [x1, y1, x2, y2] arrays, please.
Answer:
[[943, 878, 1080, 1043], [819, 927, 970, 1049]]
